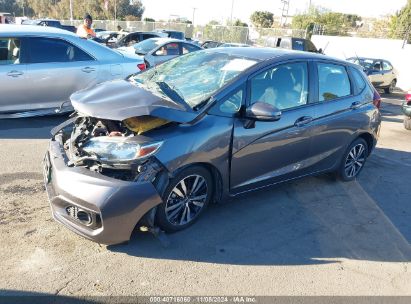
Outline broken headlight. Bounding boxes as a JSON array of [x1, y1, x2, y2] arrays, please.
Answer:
[[82, 137, 162, 162]]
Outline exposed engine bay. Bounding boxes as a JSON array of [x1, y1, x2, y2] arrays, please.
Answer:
[[59, 115, 170, 182]]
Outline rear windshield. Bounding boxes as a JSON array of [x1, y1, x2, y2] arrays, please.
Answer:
[[133, 39, 160, 54]]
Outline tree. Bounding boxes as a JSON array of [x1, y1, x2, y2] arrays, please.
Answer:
[[250, 11, 274, 28], [204, 20, 222, 41], [389, 0, 411, 39], [116, 0, 144, 20], [0, 0, 24, 15], [143, 17, 155, 22], [233, 19, 248, 27], [292, 6, 361, 36]]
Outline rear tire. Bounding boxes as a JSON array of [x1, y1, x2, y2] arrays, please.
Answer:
[[404, 117, 411, 130], [156, 166, 213, 232], [384, 79, 396, 94], [337, 138, 369, 182]]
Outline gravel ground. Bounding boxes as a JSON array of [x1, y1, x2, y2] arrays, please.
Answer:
[[0, 93, 410, 297]]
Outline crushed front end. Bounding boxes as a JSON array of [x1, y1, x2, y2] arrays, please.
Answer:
[[43, 115, 169, 245]]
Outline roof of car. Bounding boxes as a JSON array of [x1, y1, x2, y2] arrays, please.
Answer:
[[205, 47, 357, 69], [204, 47, 333, 61], [146, 37, 195, 44], [0, 24, 76, 36], [348, 57, 385, 61]]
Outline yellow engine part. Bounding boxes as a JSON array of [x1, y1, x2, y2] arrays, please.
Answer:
[[123, 116, 169, 135]]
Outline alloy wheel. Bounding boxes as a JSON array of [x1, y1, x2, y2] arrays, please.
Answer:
[[165, 174, 208, 226], [344, 143, 366, 178]]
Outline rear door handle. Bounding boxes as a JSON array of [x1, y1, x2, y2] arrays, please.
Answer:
[[81, 67, 95, 73], [350, 101, 362, 110], [294, 116, 313, 127], [7, 70, 23, 77]]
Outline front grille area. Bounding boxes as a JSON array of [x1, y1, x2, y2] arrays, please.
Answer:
[[65, 205, 101, 229]]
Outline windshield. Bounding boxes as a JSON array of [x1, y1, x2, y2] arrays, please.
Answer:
[[349, 58, 374, 70], [129, 50, 258, 109], [133, 39, 160, 54]]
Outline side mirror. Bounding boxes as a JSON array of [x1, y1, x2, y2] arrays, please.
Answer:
[[318, 48, 323, 54], [246, 102, 282, 122]]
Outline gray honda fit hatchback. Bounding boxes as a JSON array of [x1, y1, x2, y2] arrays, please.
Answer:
[[44, 48, 381, 244]]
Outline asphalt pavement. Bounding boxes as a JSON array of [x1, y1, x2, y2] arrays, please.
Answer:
[[0, 93, 410, 297]]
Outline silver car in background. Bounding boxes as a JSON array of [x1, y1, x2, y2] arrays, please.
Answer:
[[117, 38, 202, 67], [0, 25, 145, 118], [347, 57, 398, 94]]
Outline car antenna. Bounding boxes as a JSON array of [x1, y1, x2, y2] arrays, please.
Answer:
[[322, 41, 329, 53]]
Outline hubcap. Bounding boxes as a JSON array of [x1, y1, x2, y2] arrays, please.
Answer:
[[344, 144, 366, 178], [165, 175, 208, 226]]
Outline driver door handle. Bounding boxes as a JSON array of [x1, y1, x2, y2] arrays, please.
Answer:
[[81, 67, 95, 73], [7, 70, 24, 77], [294, 116, 313, 127]]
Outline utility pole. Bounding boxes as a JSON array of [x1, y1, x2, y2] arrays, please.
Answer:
[[69, 0, 73, 21], [280, 0, 290, 27], [114, 0, 117, 23], [230, 0, 234, 25], [192, 7, 197, 26]]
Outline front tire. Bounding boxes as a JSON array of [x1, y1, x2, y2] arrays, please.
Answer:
[[338, 138, 369, 181], [156, 166, 213, 232]]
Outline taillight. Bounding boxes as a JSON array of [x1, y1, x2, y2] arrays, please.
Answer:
[[137, 63, 146, 71], [406, 90, 411, 103], [373, 89, 381, 109]]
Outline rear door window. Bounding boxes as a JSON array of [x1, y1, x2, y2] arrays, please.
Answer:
[[27, 37, 93, 63], [382, 61, 393, 71], [317, 63, 351, 101], [157, 42, 181, 56]]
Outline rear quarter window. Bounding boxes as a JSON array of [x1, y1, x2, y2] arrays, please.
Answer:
[[350, 67, 367, 94]]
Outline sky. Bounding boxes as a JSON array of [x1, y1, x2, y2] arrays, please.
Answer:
[[142, 0, 408, 25]]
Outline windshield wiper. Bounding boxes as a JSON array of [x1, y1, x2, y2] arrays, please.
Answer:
[[156, 81, 186, 105]]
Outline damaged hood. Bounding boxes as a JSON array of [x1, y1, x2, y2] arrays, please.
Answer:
[[70, 79, 198, 123]]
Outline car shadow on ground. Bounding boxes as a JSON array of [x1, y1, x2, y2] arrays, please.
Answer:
[[0, 289, 96, 303], [109, 146, 411, 266], [0, 114, 70, 139]]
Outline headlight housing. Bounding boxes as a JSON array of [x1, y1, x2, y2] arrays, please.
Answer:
[[82, 136, 162, 162]]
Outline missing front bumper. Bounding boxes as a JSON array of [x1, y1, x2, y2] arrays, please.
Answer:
[[43, 138, 164, 245]]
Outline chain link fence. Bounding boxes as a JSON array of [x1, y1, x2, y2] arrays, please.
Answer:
[[312, 23, 410, 42], [61, 20, 307, 45]]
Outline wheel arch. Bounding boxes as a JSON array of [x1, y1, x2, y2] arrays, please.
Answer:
[[357, 132, 375, 156]]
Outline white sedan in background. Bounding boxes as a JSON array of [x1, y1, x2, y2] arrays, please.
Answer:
[[117, 38, 202, 68], [0, 25, 145, 118]]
